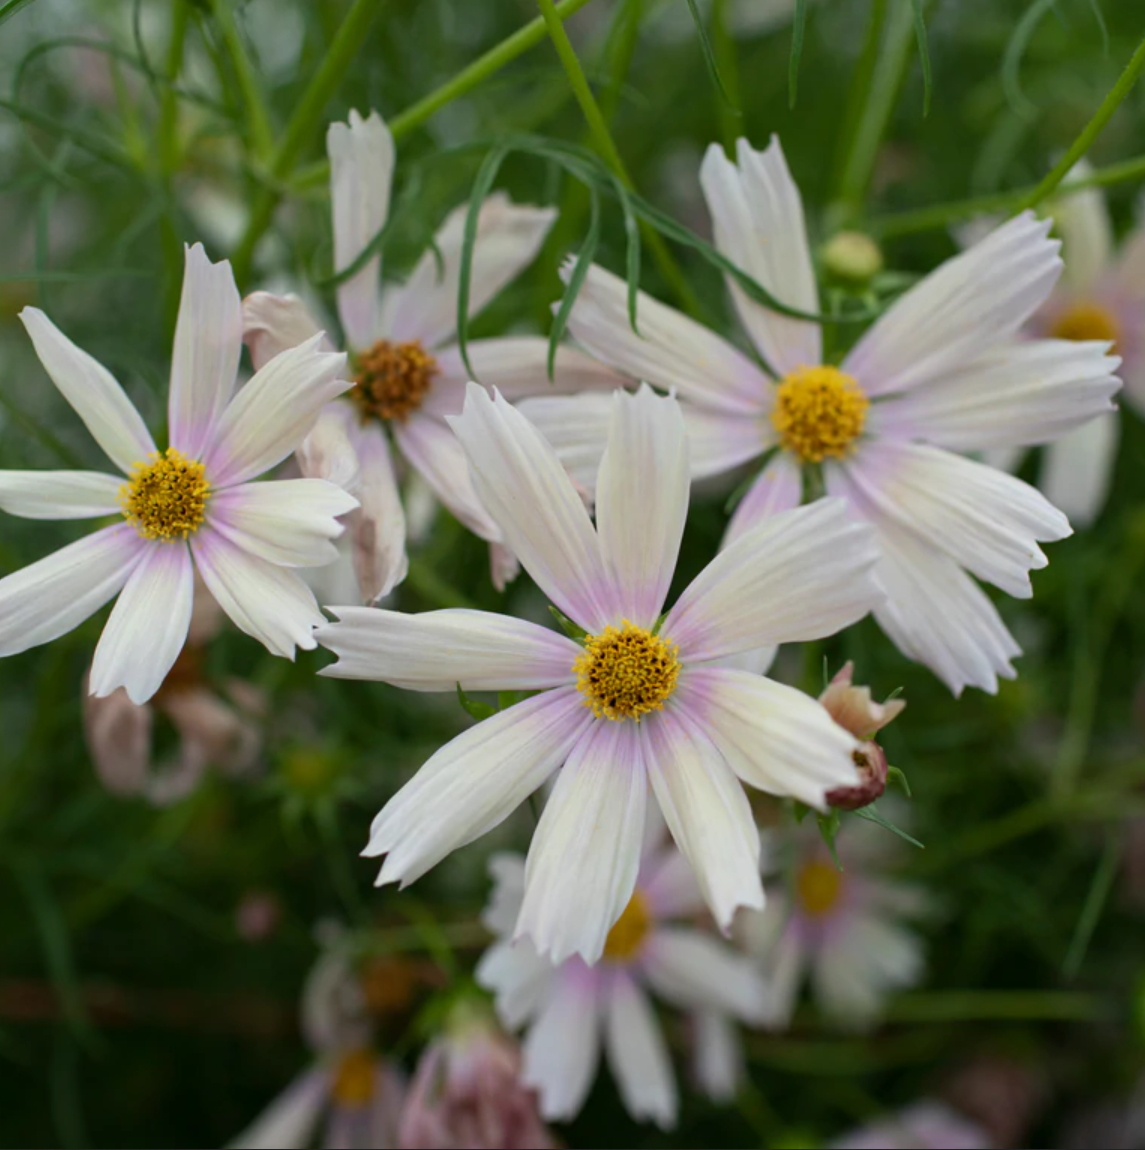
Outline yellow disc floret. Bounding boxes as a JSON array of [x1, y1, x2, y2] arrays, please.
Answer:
[[797, 860, 843, 917], [771, 365, 869, 463], [573, 621, 680, 722], [331, 1049, 376, 1107], [119, 448, 210, 541], [1050, 301, 1121, 347], [603, 890, 651, 963], [351, 338, 438, 423]]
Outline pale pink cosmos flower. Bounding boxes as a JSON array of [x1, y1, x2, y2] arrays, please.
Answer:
[[476, 838, 768, 1129], [830, 1100, 992, 1149], [243, 109, 620, 601], [317, 385, 883, 965], [0, 244, 355, 705], [520, 136, 1121, 695]]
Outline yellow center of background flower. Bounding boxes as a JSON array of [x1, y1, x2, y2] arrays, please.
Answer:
[[119, 448, 210, 541], [1050, 301, 1121, 347], [351, 338, 438, 423], [331, 1049, 376, 1107], [771, 365, 869, 463], [603, 890, 651, 962], [797, 860, 843, 917], [573, 622, 680, 722]]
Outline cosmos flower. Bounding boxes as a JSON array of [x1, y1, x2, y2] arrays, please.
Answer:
[[242, 108, 620, 601], [316, 384, 881, 964], [519, 136, 1122, 695], [829, 1100, 991, 1149], [0, 244, 354, 705], [476, 840, 768, 1129]]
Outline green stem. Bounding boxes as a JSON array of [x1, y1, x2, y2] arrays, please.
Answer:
[[535, 0, 701, 314], [831, 0, 888, 203], [711, 0, 743, 154], [157, 1, 188, 178], [212, 0, 275, 161]]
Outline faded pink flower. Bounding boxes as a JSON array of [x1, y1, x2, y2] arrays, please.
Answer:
[[831, 1101, 991, 1149]]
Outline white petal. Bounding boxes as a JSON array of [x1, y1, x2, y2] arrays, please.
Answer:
[[522, 971, 601, 1123], [0, 470, 123, 519], [89, 540, 193, 705], [513, 391, 614, 495], [393, 412, 501, 539], [1053, 161, 1113, 291], [203, 335, 350, 487], [642, 927, 769, 1020], [868, 338, 1121, 451], [595, 387, 688, 628], [683, 402, 770, 481], [844, 213, 1062, 397], [664, 498, 881, 661], [0, 523, 145, 656], [317, 607, 580, 690], [447, 384, 615, 632], [229, 1066, 328, 1150], [347, 420, 408, 602], [191, 527, 324, 659], [699, 136, 821, 373], [722, 450, 803, 548], [365, 687, 591, 886], [20, 307, 155, 473], [676, 667, 860, 809], [605, 975, 677, 1129], [242, 291, 327, 373], [832, 442, 1070, 600], [475, 938, 556, 1030], [329, 109, 394, 350], [517, 719, 648, 964], [641, 708, 763, 932], [169, 243, 242, 458], [562, 262, 769, 414], [641, 847, 707, 920], [1040, 411, 1119, 528], [692, 1010, 743, 1103], [481, 852, 527, 936], [380, 193, 555, 348], [296, 402, 361, 491], [208, 478, 358, 568]]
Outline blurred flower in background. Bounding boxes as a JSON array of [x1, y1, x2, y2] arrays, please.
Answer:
[[828, 1100, 991, 1149]]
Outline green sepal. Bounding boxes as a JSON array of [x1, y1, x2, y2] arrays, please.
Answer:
[[456, 684, 497, 722], [549, 605, 588, 643]]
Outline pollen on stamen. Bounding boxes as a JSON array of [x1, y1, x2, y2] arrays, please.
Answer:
[[572, 621, 680, 722], [350, 338, 438, 424], [119, 448, 210, 541], [772, 364, 869, 463]]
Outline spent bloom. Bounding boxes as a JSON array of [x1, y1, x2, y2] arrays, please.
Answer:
[[739, 816, 927, 1029], [243, 108, 619, 600], [0, 244, 355, 705], [317, 385, 882, 964], [521, 135, 1121, 695], [476, 842, 768, 1128]]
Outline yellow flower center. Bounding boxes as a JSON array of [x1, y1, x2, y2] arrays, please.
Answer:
[[1050, 300, 1121, 347], [119, 448, 210, 541], [331, 1049, 376, 1107], [603, 890, 651, 963], [351, 338, 438, 423], [797, 860, 843, 917], [771, 365, 869, 463], [573, 622, 680, 722]]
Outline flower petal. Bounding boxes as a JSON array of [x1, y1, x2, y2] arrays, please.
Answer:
[[347, 420, 408, 602], [605, 975, 677, 1129], [595, 387, 689, 628], [20, 307, 155, 473], [476, 938, 555, 1030], [699, 136, 821, 374], [481, 853, 527, 937], [329, 109, 394, 350], [641, 708, 764, 932], [191, 528, 324, 659], [867, 338, 1121, 451], [364, 687, 590, 886], [317, 607, 580, 690], [447, 384, 615, 632], [643, 927, 769, 1021], [722, 450, 803, 547], [1053, 162, 1113, 292], [664, 498, 881, 661], [242, 291, 327, 373], [0, 523, 145, 657], [208, 478, 358, 568], [295, 402, 361, 491], [683, 402, 771, 481], [517, 719, 647, 964], [844, 213, 1062, 397], [513, 392, 614, 495], [1040, 411, 1119, 529], [90, 540, 193, 705], [692, 1010, 743, 1103], [0, 470, 123, 519], [379, 193, 556, 348], [522, 970, 601, 1123], [676, 667, 860, 809], [203, 334, 350, 487], [562, 262, 768, 414], [230, 1066, 329, 1150], [169, 243, 242, 457]]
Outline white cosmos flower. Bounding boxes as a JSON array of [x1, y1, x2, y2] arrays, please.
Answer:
[[316, 384, 882, 964], [0, 244, 355, 705], [475, 842, 767, 1129], [519, 136, 1123, 696], [242, 108, 621, 602]]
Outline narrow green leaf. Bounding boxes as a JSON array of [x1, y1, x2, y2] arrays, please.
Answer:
[[0, 0, 38, 26], [789, 0, 807, 109], [853, 803, 925, 849], [817, 810, 842, 868], [548, 189, 601, 380], [886, 765, 912, 797], [1002, 0, 1058, 120], [549, 605, 588, 642], [1086, 0, 1109, 55], [1063, 830, 1122, 980], [456, 684, 498, 721], [909, 0, 932, 116], [684, 0, 739, 110]]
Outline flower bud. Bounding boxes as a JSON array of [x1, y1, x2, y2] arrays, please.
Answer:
[[822, 231, 884, 287]]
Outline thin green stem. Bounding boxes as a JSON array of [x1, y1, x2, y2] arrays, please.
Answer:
[[157, 1, 188, 177], [212, 0, 275, 161], [712, 0, 743, 153], [831, 0, 888, 203]]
